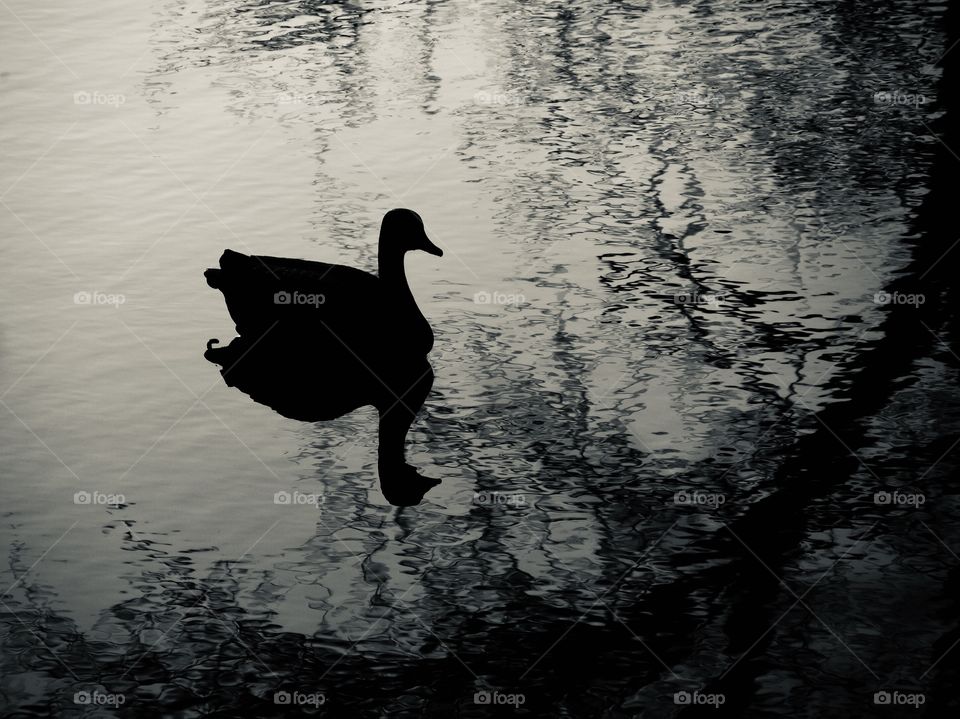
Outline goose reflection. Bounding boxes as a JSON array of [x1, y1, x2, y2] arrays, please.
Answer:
[[204, 209, 443, 506]]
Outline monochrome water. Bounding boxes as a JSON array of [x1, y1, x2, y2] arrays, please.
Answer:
[[2, 0, 958, 716]]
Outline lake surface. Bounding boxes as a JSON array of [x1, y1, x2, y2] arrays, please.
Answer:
[[2, 0, 958, 716]]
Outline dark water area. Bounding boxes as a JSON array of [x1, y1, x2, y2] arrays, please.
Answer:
[[2, 0, 959, 716]]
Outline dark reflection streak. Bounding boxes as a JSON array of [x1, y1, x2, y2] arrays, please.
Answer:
[[549, 3, 579, 94], [439, 5, 707, 705], [572, 6, 793, 372], [412, 335, 669, 710], [240, 1, 374, 53], [500, 23, 679, 698], [413, 0, 442, 115], [541, 303, 692, 705], [671, 1, 958, 714], [644, 139, 740, 368]]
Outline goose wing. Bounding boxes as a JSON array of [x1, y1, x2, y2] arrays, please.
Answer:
[[205, 249, 383, 339]]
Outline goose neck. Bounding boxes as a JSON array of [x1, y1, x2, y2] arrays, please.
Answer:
[[378, 246, 412, 293]]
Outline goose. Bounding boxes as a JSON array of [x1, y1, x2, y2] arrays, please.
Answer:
[[204, 208, 443, 505]]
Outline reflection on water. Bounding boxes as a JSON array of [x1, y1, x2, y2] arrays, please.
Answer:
[[1, 0, 958, 715]]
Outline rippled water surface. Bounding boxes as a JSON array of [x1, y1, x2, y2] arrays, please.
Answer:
[[2, 0, 959, 716]]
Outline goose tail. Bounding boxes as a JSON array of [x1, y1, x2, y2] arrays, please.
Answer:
[[205, 249, 252, 289], [204, 267, 222, 289]]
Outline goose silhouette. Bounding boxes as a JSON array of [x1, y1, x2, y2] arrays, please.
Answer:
[[203, 208, 443, 506]]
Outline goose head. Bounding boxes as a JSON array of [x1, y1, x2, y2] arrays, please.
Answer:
[[380, 208, 443, 257]]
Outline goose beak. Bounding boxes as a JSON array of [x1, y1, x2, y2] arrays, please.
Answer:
[[421, 232, 443, 257]]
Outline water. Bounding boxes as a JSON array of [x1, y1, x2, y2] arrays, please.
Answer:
[[2, 0, 958, 716]]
